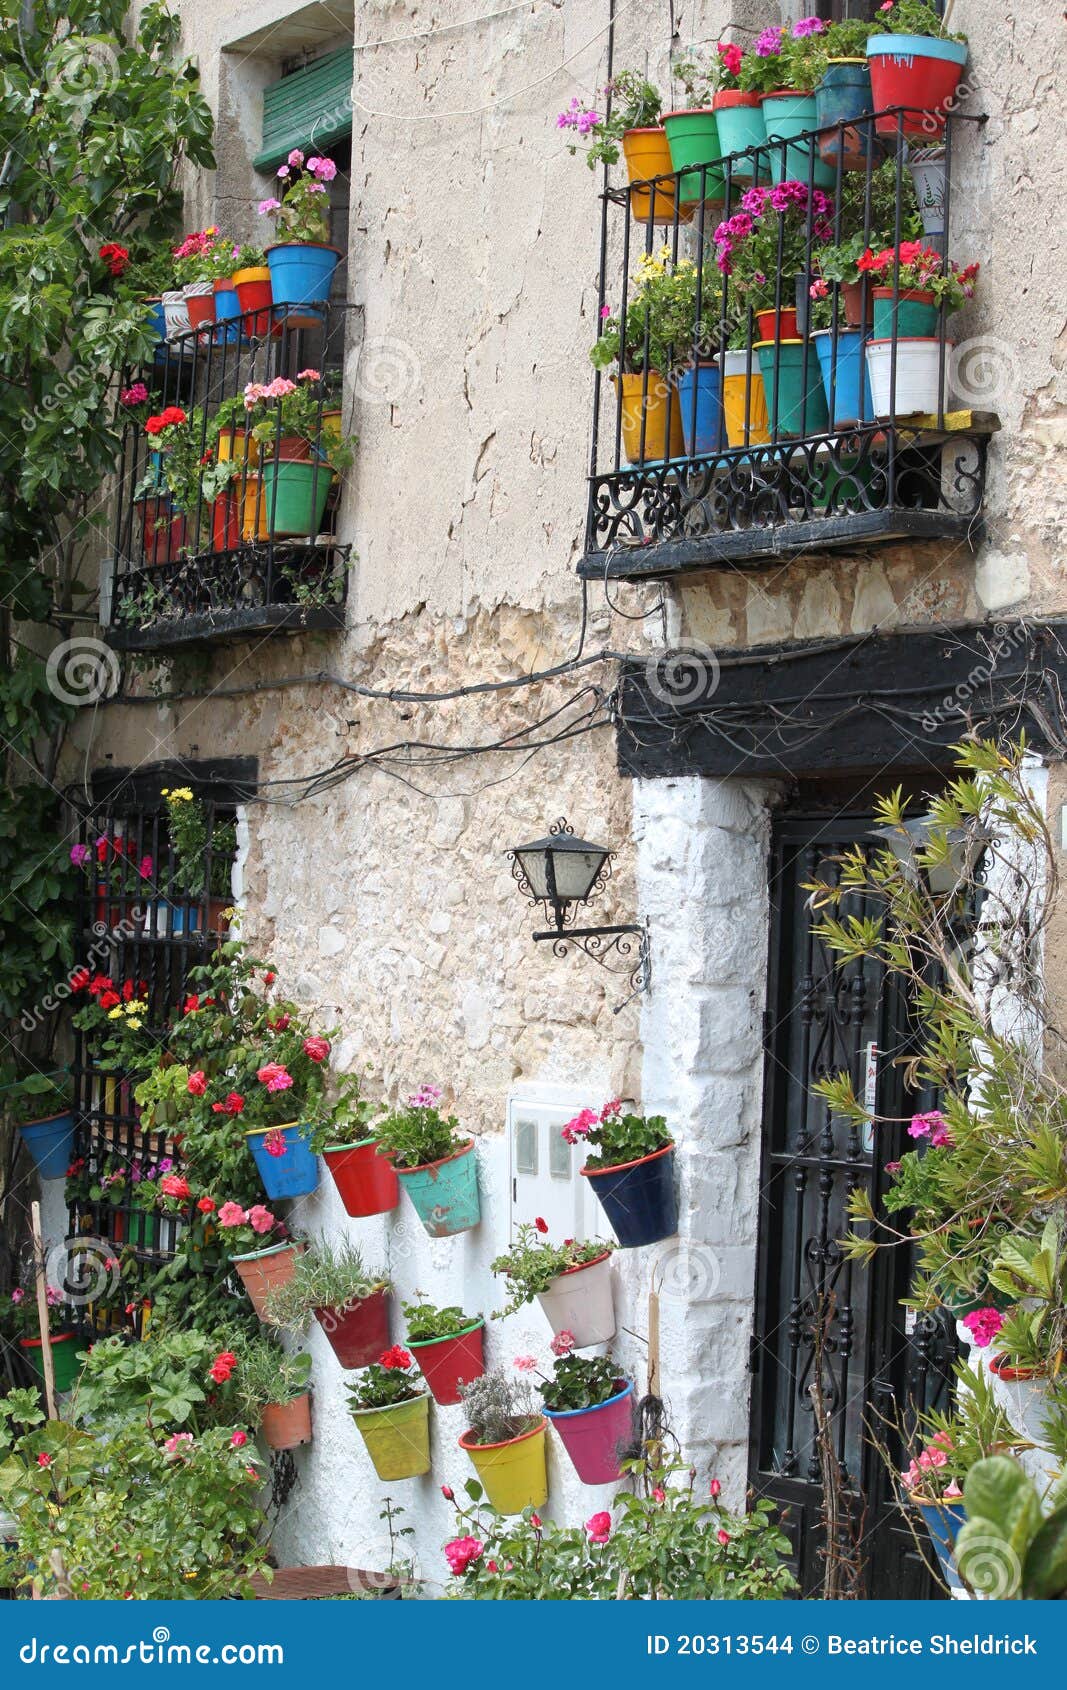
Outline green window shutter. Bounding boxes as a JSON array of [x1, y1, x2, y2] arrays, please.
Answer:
[[254, 47, 353, 171]]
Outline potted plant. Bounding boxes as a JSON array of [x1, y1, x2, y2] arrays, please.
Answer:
[[756, 18, 835, 189], [983, 1221, 1064, 1443], [661, 51, 727, 210], [565, 1099, 678, 1248], [309, 1073, 399, 1217], [229, 243, 272, 336], [812, 16, 880, 170], [245, 370, 355, 538], [458, 1368, 548, 1514], [229, 1336, 313, 1451], [216, 1200, 298, 1320], [4, 1276, 85, 1394], [900, 1433, 967, 1588], [237, 1028, 329, 1203], [558, 72, 683, 226], [373, 1084, 480, 1237], [532, 1342, 634, 1485], [263, 1240, 391, 1370], [403, 1297, 485, 1405], [589, 247, 687, 465], [866, 0, 968, 139], [118, 249, 176, 346], [662, 258, 729, 457], [172, 226, 227, 333], [347, 1346, 431, 1480], [132, 405, 190, 563], [157, 786, 237, 930], [712, 41, 766, 182], [12, 1074, 75, 1180], [862, 244, 977, 417], [257, 150, 342, 325], [491, 1220, 616, 1346]]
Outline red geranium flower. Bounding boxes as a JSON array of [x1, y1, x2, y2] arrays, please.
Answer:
[[98, 989, 121, 1010], [379, 1346, 413, 1371], [160, 1175, 191, 1199], [534, 1216, 549, 1234], [98, 242, 129, 277], [303, 1036, 330, 1063], [197, 1196, 217, 1214], [187, 1071, 207, 1095]]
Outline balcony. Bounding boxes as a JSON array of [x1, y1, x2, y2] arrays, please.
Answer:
[[107, 299, 350, 651], [579, 109, 995, 583]]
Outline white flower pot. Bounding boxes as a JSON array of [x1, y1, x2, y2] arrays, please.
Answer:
[[161, 289, 191, 340], [865, 335, 952, 418], [535, 1252, 615, 1348]]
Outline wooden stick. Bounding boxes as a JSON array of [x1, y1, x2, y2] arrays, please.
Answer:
[[30, 1202, 57, 1421]]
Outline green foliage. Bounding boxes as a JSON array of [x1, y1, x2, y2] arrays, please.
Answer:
[[490, 1221, 612, 1318], [161, 786, 237, 896], [539, 1352, 621, 1413], [567, 1099, 672, 1172], [373, 1086, 466, 1170], [402, 1297, 480, 1342], [445, 1459, 796, 1599], [263, 1239, 388, 1327], [225, 1333, 312, 1417], [877, 0, 966, 43], [956, 1456, 1067, 1598], [560, 71, 662, 171], [590, 249, 725, 377], [0, 1395, 267, 1599], [71, 1328, 222, 1430]]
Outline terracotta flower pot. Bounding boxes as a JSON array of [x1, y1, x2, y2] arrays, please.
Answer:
[[314, 1285, 391, 1369], [261, 1392, 312, 1450], [232, 1241, 302, 1321]]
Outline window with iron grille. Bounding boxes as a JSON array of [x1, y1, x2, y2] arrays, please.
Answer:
[[65, 759, 254, 1338]]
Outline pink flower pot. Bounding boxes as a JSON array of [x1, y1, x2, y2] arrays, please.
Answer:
[[544, 1380, 634, 1484]]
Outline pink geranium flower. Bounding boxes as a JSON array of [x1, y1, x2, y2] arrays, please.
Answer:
[[248, 1205, 277, 1234], [256, 1062, 293, 1093], [217, 1202, 249, 1228]]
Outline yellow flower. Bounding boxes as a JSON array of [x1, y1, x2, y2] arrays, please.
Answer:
[[107, 1007, 124, 1021], [166, 787, 194, 803], [125, 1018, 143, 1031]]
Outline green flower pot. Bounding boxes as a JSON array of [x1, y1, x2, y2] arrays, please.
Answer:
[[259, 460, 333, 538], [20, 1332, 86, 1394], [755, 339, 830, 438], [872, 289, 939, 340], [662, 108, 724, 206], [712, 92, 766, 183]]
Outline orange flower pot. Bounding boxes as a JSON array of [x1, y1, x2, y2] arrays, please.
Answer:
[[261, 1392, 312, 1450], [614, 372, 684, 465], [231, 1241, 302, 1320], [621, 127, 691, 226]]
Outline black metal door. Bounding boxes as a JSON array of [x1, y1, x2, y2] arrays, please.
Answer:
[[749, 807, 956, 1600]]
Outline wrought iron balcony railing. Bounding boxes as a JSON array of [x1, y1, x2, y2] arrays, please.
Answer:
[[107, 300, 350, 650], [580, 109, 996, 583]]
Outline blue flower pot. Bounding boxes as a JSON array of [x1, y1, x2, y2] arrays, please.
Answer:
[[812, 328, 874, 427], [266, 243, 341, 324], [149, 899, 202, 936], [581, 1143, 678, 1248], [246, 1123, 319, 1200], [396, 1140, 480, 1237], [676, 362, 726, 456], [18, 1112, 75, 1181], [815, 60, 880, 170], [213, 286, 241, 343], [917, 1499, 967, 1588], [144, 300, 167, 345]]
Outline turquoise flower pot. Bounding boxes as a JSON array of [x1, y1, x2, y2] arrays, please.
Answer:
[[247, 1123, 319, 1200], [760, 91, 834, 189], [815, 60, 880, 170], [396, 1139, 480, 1237], [756, 339, 830, 438], [712, 93, 767, 183]]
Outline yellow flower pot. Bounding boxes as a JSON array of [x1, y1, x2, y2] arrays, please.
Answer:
[[621, 127, 692, 226], [459, 1416, 548, 1515], [720, 350, 770, 447], [614, 372, 685, 465], [351, 1392, 431, 1480], [241, 474, 270, 541], [216, 427, 259, 468]]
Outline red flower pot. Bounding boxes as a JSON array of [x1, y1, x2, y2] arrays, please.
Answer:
[[232, 266, 274, 337], [867, 36, 968, 138], [314, 1285, 390, 1368], [408, 1320, 485, 1406], [211, 491, 241, 552], [755, 308, 799, 341], [135, 500, 187, 565], [185, 288, 217, 332], [322, 1139, 399, 1217], [261, 1392, 312, 1450]]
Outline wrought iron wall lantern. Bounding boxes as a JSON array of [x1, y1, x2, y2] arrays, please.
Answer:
[[507, 819, 651, 1012], [870, 812, 990, 898]]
